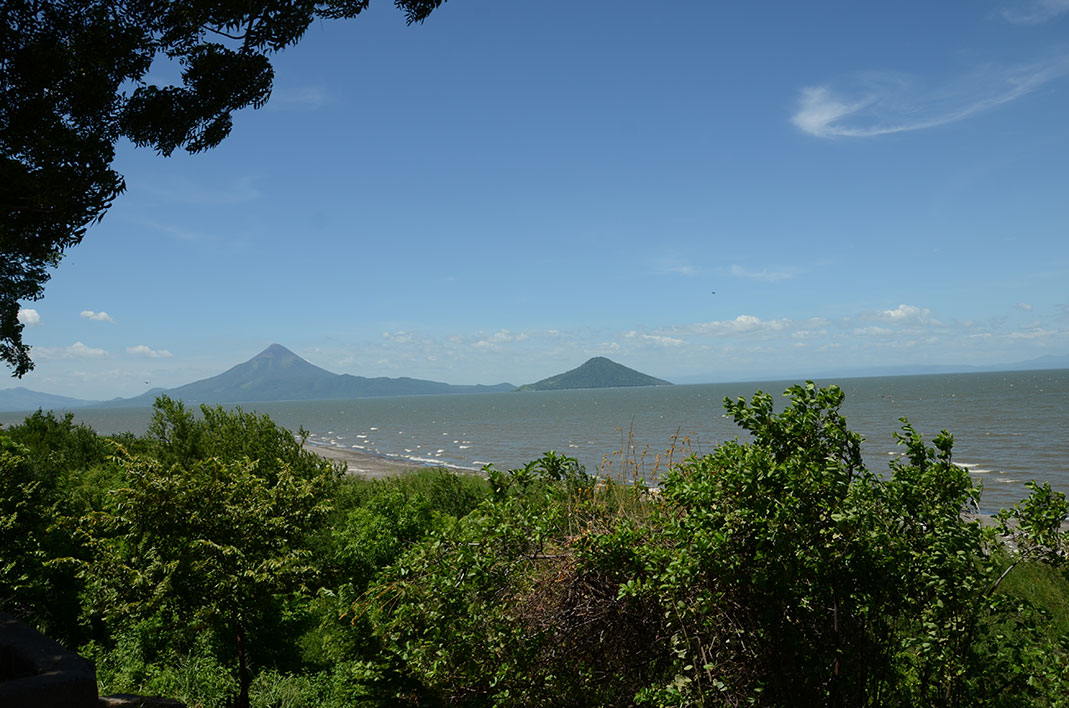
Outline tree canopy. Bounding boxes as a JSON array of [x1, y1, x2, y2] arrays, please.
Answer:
[[0, 0, 446, 376]]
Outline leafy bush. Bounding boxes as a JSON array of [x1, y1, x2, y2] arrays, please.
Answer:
[[364, 384, 1069, 707]]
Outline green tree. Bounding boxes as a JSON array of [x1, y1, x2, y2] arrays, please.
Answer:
[[0, 437, 49, 620], [79, 400, 341, 708], [0, 412, 121, 642], [1, 0, 447, 376]]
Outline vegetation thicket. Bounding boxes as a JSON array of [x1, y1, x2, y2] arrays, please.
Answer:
[[1, 383, 1067, 707]]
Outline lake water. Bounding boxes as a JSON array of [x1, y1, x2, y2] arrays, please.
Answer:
[[4, 369, 1066, 513]]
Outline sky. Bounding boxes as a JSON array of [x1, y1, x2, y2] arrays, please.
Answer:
[[12, 0, 1069, 400]]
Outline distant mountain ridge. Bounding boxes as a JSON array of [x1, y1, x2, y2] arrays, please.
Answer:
[[517, 357, 671, 391], [0, 345, 514, 411], [0, 387, 100, 412], [104, 344, 515, 407]]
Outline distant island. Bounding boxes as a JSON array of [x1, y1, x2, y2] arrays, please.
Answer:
[[517, 357, 672, 391], [0, 344, 515, 411]]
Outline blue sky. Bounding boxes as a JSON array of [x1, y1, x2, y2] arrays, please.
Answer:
[[13, 0, 1069, 399]]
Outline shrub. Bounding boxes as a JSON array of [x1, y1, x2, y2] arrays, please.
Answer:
[[366, 384, 1069, 707]]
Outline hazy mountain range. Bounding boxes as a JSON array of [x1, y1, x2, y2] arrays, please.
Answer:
[[1, 344, 515, 412], [1, 346, 1066, 413], [0, 346, 671, 413]]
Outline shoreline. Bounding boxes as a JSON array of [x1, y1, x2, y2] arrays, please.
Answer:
[[302, 440, 476, 479], [301, 441, 1069, 536]]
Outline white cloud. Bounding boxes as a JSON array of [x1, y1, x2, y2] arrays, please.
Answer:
[[1001, 0, 1069, 24], [81, 310, 115, 323], [881, 304, 921, 321], [1017, 302, 1034, 311], [729, 264, 794, 282], [17, 309, 41, 326], [382, 330, 415, 344], [34, 341, 108, 360], [876, 304, 940, 325], [670, 314, 790, 336], [473, 329, 530, 351], [792, 85, 875, 138], [792, 57, 1069, 138], [126, 345, 173, 358], [624, 331, 687, 347], [792, 328, 829, 339]]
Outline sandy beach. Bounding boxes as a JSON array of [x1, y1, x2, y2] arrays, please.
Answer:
[[303, 441, 441, 479]]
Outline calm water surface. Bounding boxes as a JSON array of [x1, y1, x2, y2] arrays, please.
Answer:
[[4, 369, 1066, 513]]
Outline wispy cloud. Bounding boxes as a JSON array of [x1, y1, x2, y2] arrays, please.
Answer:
[[853, 326, 894, 337], [729, 264, 794, 282], [624, 331, 687, 347], [134, 175, 261, 205], [473, 329, 530, 351], [127, 345, 173, 358], [139, 220, 211, 242], [875, 304, 941, 326], [17, 308, 41, 326], [1005, 326, 1057, 339], [654, 306, 952, 345], [1001, 0, 1069, 24], [792, 57, 1069, 138], [382, 330, 416, 344], [655, 255, 700, 276], [81, 310, 115, 323], [34, 341, 108, 360], [267, 85, 331, 111], [665, 314, 791, 337]]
